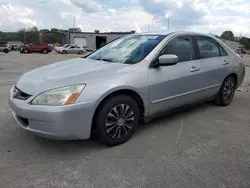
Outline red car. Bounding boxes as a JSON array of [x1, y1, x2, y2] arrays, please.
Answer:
[[20, 43, 52, 54]]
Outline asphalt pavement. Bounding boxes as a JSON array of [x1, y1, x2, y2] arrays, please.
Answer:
[[0, 52, 250, 188]]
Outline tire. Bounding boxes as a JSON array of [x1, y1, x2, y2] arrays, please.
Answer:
[[214, 76, 236, 106], [62, 50, 67, 54], [23, 49, 29, 54], [42, 49, 48, 54], [96, 95, 140, 146], [78, 50, 84, 54], [3, 49, 9, 54]]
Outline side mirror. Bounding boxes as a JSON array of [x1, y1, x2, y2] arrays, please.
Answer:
[[157, 54, 178, 66]]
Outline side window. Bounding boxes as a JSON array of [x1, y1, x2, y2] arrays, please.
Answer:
[[160, 36, 195, 62], [218, 44, 228, 56], [196, 36, 220, 59]]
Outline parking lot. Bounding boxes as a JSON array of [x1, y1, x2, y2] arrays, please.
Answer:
[[0, 51, 250, 188]]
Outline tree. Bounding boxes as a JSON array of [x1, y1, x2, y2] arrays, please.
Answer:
[[24, 27, 39, 43], [41, 33, 62, 44], [17, 29, 26, 43], [220, 30, 234, 41], [239, 37, 250, 49], [0, 31, 6, 41]]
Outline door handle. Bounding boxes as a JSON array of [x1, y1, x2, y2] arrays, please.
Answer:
[[190, 66, 200, 72], [223, 60, 229, 65]]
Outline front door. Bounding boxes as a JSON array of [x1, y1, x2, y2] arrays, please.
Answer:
[[149, 35, 202, 116], [67, 46, 77, 54]]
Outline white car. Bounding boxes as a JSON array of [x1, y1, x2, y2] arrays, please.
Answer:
[[0, 44, 10, 53], [58, 46, 86, 54], [54, 44, 74, 52]]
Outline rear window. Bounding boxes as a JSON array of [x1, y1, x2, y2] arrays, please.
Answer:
[[196, 36, 220, 59], [218, 44, 228, 56]]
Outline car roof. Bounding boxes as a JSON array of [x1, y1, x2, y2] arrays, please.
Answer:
[[132, 31, 213, 37]]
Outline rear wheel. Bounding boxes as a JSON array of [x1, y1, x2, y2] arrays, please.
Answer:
[[214, 76, 236, 106], [42, 49, 48, 54], [78, 50, 84, 54], [95, 95, 140, 146]]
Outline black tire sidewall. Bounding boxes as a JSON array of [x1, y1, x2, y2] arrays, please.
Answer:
[[96, 95, 140, 146], [219, 76, 236, 106]]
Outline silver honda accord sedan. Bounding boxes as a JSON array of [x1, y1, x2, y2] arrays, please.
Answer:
[[9, 31, 245, 146]]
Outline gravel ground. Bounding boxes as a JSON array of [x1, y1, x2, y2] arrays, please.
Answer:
[[0, 51, 250, 188]]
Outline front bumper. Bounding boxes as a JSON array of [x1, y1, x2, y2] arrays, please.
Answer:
[[8, 87, 96, 140]]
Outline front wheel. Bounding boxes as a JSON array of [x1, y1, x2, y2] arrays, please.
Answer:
[[62, 50, 67, 54], [214, 76, 236, 106], [3, 49, 9, 54], [96, 95, 140, 146], [23, 49, 29, 54]]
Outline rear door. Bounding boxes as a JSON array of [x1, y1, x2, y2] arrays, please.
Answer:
[[194, 36, 230, 98], [149, 35, 203, 115]]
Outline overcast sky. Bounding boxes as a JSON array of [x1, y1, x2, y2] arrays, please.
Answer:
[[0, 0, 250, 37]]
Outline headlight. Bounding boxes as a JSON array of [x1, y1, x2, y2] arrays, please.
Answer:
[[31, 84, 86, 106]]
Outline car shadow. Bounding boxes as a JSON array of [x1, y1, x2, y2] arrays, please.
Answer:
[[30, 134, 105, 151], [136, 101, 214, 135]]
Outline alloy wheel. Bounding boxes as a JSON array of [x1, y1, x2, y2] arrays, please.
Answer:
[[223, 80, 235, 103], [105, 104, 135, 139]]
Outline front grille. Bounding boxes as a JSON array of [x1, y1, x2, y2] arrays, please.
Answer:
[[17, 116, 29, 127], [13, 86, 31, 100]]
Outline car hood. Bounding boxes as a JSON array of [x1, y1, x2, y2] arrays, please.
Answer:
[[16, 58, 129, 95]]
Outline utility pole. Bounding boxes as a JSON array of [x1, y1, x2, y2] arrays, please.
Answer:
[[24, 30, 27, 44], [73, 16, 76, 32]]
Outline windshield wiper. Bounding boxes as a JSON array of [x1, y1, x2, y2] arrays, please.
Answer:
[[94, 58, 114, 62]]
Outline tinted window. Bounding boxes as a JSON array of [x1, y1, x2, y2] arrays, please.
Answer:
[[196, 36, 220, 59], [160, 36, 195, 62], [218, 44, 228, 56]]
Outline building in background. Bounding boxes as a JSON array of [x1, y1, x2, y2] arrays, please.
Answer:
[[63, 30, 136, 50]]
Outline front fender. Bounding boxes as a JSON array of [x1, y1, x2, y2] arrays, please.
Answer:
[[75, 74, 149, 116]]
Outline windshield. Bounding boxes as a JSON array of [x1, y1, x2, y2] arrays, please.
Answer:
[[87, 35, 166, 64]]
